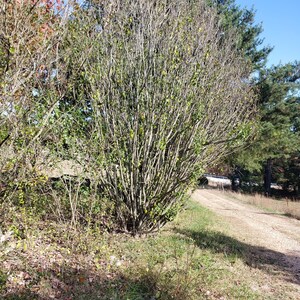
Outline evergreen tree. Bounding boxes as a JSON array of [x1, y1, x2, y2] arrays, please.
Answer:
[[207, 1, 300, 197], [234, 62, 300, 194], [208, 0, 272, 70]]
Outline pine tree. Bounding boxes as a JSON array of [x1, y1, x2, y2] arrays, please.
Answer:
[[208, 0, 272, 70], [234, 63, 300, 194]]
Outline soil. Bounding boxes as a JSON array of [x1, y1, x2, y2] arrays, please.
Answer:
[[192, 189, 300, 295]]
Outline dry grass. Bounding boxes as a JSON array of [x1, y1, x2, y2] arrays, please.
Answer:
[[1, 199, 300, 299], [225, 191, 300, 220]]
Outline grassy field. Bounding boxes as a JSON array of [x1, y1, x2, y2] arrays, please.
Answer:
[[0, 199, 298, 299]]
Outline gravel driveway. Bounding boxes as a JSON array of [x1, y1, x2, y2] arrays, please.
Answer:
[[192, 189, 300, 288]]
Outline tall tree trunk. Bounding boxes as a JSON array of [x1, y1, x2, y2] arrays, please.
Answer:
[[264, 159, 272, 196], [296, 182, 300, 196]]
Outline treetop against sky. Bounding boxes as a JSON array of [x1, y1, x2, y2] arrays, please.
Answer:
[[235, 0, 300, 66]]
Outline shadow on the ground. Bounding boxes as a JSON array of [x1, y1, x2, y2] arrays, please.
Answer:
[[0, 255, 189, 300], [174, 228, 300, 286], [2, 227, 299, 299], [1, 268, 173, 300], [2, 226, 300, 300]]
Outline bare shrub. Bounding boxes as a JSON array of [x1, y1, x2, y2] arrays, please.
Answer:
[[85, 0, 256, 234]]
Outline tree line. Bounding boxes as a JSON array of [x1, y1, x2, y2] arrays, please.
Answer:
[[211, 0, 300, 196]]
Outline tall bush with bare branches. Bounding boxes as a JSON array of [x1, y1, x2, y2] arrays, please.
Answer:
[[84, 0, 256, 234]]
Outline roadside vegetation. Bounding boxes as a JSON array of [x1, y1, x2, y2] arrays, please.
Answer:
[[223, 190, 300, 220], [0, 0, 255, 236], [1, 198, 299, 300], [0, 0, 299, 299]]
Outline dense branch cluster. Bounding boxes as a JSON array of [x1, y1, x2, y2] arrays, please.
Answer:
[[0, 0, 255, 234]]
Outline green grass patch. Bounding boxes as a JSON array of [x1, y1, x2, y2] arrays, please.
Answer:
[[98, 200, 260, 300], [2, 198, 292, 299]]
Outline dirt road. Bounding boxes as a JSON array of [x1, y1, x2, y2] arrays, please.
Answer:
[[192, 189, 300, 287]]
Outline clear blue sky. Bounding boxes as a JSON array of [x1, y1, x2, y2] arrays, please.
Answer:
[[235, 0, 300, 66]]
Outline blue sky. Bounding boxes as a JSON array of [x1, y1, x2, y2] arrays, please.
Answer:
[[235, 0, 300, 66]]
